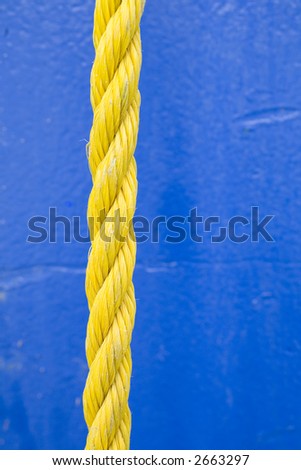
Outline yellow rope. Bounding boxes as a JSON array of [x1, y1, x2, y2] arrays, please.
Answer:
[[83, 0, 145, 450]]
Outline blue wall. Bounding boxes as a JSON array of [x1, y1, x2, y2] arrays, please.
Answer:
[[1, 0, 301, 450]]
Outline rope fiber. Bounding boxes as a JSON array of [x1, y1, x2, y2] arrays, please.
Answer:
[[83, 0, 145, 450]]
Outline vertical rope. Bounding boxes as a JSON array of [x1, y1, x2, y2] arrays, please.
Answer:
[[83, 0, 145, 450]]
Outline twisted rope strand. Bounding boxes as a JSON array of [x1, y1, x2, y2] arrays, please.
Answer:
[[83, 0, 145, 450]]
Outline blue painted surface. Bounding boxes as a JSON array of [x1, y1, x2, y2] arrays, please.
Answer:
[[1, 0, 301, 450]]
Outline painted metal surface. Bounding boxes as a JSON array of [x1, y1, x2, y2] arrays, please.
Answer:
[[1, 0, 301, 450]]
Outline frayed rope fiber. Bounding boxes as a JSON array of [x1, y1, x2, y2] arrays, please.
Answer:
[[83, 0, 145, 450]]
